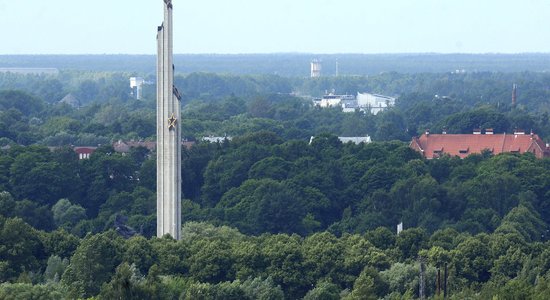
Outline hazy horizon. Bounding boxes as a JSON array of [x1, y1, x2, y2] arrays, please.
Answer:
[[2, 52, 550, 56], [1, 0, 549, 55]]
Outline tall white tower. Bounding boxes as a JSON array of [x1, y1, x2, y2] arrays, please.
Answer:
[[311, 59, 322, 78], [156, 0, 182, 239], [130, 77, 145, 99]]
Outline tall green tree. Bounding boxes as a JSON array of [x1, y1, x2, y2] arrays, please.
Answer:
[[61, 231, 123, 298]]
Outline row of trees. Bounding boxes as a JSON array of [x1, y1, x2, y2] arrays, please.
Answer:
[[2, 130, 550, 237], [2, 220, 550, 299]]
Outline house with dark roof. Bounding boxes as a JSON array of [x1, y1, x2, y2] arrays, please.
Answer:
[[410, 129, 550, 159]]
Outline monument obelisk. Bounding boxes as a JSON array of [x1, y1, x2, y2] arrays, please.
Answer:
[[157, 0, 181, 239]]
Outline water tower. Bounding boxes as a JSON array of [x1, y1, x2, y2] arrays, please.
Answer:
[[130, 77, 145, 99], [311, 59, 322, 78]]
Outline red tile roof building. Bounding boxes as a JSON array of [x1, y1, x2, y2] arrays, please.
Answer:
[[410, 130, 550, 159], [74, 147, 97, 159]]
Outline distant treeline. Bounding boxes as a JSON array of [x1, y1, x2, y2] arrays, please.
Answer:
[[2, 53, 550, 75], [3, 70, 550, 149]]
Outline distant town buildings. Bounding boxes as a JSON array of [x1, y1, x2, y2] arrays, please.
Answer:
[[314, 92, 396, 115], [410, 129, 550, 159]]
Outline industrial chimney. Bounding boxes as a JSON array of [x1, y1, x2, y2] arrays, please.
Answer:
[[512, 84, 517, 106]]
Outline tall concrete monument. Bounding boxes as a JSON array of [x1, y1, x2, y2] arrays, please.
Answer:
[[157, 0, 182, 239]]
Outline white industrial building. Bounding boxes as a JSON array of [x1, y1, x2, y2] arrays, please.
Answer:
[[314, 93, 355, 108], [314, 91, 396, 114], [356, 92, 396, 115]]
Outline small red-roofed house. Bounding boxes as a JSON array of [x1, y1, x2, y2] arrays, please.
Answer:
[[74, 147, 97, 159], [410, 130, 550, 159]]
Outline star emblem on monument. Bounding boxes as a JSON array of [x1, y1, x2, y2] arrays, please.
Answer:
[[168, 113, 177, 129]]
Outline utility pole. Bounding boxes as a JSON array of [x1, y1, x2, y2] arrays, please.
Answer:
[[436, 267, 441, 298], [419, 256, 426, 300], [444, 263, 448, 299]]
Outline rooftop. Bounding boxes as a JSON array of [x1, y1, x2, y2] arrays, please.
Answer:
[[410, 131, 549, 159]]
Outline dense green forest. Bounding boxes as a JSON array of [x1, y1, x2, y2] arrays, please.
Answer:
[[2, 69, 550, 299], [2, 138, 550, 299], [2, 70, 550, 147]]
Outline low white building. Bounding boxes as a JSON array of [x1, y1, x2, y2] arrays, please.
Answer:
[[202, 136, 232, 143], [356, 92, 396, 115], [314, 92, 396, 114], [309, 136, 372, 145], [342, 102, 359, 113], [338, 136, 372, 144], [315, 93, 355, 108]]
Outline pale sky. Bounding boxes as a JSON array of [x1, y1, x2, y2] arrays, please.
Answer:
[[0, 0, 549, 54]]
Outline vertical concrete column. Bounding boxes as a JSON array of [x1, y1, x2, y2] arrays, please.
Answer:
[[157, 0, 181, 240]]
